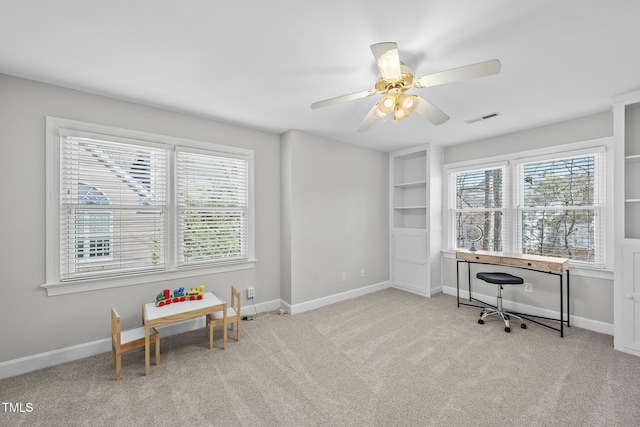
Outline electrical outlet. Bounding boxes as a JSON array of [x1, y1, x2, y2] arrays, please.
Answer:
[[524, 283, 533, 293], [341, 272, 346, 281], [361, 269, 365, 277], [247, 287, 255, 299]]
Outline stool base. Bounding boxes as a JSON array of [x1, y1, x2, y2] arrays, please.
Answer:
[[477, 289, 527, 332]]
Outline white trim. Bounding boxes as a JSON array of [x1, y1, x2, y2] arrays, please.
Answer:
[[444, 137, 611, 172], [52, 117, 253, 157], [42, 259, 257, 296], [45, 116, 256, 295], [393, 281, 443, 297], [441, 285, 613, 335], [446, 159, 508, 174], [288, 281, 391, 314], [444, 137, 614, 270], [510, 144, 606, 165], [612, 88, 640, 104], [0, 338, 111, 380], [0, 297, 279, 380]]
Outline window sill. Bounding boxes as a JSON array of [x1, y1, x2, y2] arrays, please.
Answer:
[[441, 250, 613, 281], [42, 259, 257, 296]]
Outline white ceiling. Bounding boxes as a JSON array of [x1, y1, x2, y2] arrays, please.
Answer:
[[1, 0, 639, 152]]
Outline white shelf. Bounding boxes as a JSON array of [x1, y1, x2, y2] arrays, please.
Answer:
[[623, 102, 640, 240], [393, 151, 427, 230], [614, 93, 640, 356], [390, 144, 442, 298], [394, 181, 427, 188]]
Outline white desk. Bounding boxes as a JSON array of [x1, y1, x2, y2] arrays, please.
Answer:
[[142, 292, 227, 375]]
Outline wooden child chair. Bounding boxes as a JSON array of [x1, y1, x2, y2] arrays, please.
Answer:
[[111, 308, 160, 381], [207, 287, 241, 350]]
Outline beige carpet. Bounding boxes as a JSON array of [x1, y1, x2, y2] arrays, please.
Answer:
[[2, 288, 640, 426]]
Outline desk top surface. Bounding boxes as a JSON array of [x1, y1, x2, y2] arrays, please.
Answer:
[[143, 292, 225, 322], [456, 250, 569, 272]]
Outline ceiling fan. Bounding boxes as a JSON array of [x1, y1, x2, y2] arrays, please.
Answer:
[[310, 42, 501, 132]]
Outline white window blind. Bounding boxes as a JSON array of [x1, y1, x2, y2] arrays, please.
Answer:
[[516, 151, 604, 265], [176, 148, 249, 267], [60, 134, 168, 280], [451, 166, 506, 252]]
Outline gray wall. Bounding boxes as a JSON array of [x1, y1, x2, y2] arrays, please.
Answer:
[[0, 74, 391, 366], [445, 112, 612, 163], [281, 130, 389, 306], [442, 111, 615, 325], [0, 70, 614, 367], [0, 74, 281, 363], [443, 258, 613, 324]]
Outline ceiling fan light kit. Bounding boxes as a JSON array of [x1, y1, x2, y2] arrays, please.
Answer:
[[311, 42, 501, 132]]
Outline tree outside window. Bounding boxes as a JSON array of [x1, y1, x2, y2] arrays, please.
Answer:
[[520, 156, 597, 262], [451, 149, 603, 265], [454, 167, 504, 252]]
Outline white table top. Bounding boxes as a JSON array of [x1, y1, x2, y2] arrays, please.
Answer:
[[144, 292, 225, 322]]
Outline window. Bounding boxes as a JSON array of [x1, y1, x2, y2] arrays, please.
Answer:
[[176, 149, 249, 266], [452, 166, 506, 252], [449, 144, 607, 268], [60, 137, 168, 280], [516, 153, 603, 263], [45, 117, 255, 294]]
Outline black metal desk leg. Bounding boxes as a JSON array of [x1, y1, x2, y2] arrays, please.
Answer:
[[567, 270, 570, 328], [560, 276, 564, 337], [456, 260, 460, 307], [467, 261, 471, 301]]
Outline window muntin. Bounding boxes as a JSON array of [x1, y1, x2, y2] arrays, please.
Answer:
[[517, 154, 602, 264], [449, 148, 605, 266], [452, 167, 505, 252], [176, 150, 249, 266], [60, 137, 167, 280], [49, 118, 254, 290]]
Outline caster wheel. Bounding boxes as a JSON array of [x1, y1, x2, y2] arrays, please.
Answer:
[[521, 324, 527, 329], [505, 327, 511, 333], [478, 319, 484, 325]]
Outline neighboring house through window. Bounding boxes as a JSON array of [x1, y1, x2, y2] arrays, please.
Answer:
[[45, 117, 255, 295], [76, 183, 111, 261]]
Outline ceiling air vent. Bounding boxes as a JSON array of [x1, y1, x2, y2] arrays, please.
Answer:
[[465, 112, 500, 124]]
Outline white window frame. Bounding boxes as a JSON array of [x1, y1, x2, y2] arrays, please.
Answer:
[[44, 117, 256, 296], [513, 147, 606, 267], [448, 161, 509, 253], [445, 137, 614, 276]]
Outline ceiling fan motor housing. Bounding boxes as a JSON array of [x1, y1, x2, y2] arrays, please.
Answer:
[[375, 63, 415, 93]]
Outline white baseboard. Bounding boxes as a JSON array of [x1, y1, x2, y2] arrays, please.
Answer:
[[442, 285, 614, 336], [3, 283, 612, 380], [287, 281, 391, 315], [0, 298, 280, 380], [0, 338, 112, 381], [389, 283, 444, 298]]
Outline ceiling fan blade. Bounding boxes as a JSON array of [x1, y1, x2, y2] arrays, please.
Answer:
[[414, 96, 450, 126], [416, 59, 501, 88], [311, 89, 376, 110], [370, 42, 402, 79], [356, 102, 382, 132]]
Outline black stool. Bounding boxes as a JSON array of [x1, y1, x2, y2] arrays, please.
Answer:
[[476, 272, 527, 333]]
